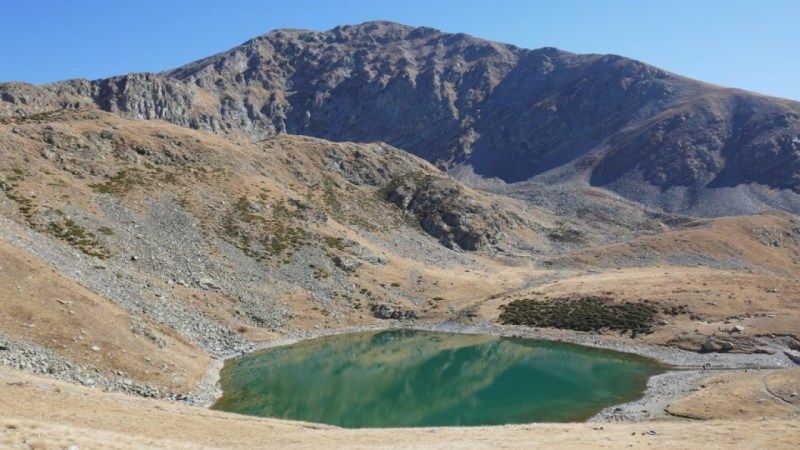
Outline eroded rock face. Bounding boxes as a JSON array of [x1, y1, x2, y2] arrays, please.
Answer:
[[384, 173, 515, 251], [1, 75, 199, 128], [309, 140, 513, 250], [371, 303, 417, 321], [3, 21, 800, 213], [90, 74, 197, 123]]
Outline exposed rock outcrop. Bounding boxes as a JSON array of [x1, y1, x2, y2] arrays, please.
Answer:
[[2, 21, 800, 214], [370, 303, 417, 321], [384, 173, 516, 250]]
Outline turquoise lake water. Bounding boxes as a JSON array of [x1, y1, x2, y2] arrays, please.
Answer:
[[212, 330, 664, 428]]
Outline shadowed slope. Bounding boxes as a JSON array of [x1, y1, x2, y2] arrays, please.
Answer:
[[2, 21, 799, 214]]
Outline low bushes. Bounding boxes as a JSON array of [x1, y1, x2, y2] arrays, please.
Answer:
[[499, 296, 659, 337]]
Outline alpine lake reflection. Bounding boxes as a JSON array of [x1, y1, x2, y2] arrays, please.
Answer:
[[212, 330, 666, 428]]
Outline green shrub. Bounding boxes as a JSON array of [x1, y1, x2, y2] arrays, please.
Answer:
[[89, 170, 140, 196], [499, 296, 660, 337]]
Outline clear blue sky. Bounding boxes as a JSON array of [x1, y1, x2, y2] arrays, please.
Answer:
[[1, 0, 798, 100]]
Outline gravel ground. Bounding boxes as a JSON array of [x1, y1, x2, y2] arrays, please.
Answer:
[[1, 192, 796, 420], [0, 214, 250, 355], [3, 202, 795, 418], [0, 331, 161, 398], [0, 193, 476, 402]]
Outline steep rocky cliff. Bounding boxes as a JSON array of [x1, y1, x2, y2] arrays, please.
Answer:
[[2, 21, 800, 214]]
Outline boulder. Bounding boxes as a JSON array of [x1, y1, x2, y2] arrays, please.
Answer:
[[785, 350, 800, 365], [701, 340, 722, 353], [197, 277, 219, 290], [332, 255, 361, 272], [371, 304, 417, 321], [720, 341, 735, 352]]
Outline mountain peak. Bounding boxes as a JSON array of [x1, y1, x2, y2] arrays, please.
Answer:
[[2, 22, 800, 215], [331, 20, 416, 32]]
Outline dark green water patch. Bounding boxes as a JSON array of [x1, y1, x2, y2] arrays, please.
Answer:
[[212, 330, 665, 428]]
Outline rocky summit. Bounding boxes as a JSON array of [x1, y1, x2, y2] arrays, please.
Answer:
[[2, 21, 800, 216], [1, 21, 800, 449]]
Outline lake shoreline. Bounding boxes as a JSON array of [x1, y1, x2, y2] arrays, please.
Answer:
[[193, 321, 794, 422]]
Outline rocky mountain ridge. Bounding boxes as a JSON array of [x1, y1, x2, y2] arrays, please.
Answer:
[[2, 21, 800, 215], [2, 25, 800, 435]]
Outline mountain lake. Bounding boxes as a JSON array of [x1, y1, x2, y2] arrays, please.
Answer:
[[212, 330, 666, 427]]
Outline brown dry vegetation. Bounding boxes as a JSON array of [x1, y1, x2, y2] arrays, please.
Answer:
[[667, 369, 800, 420], [1, 367, 799, 449], [2, 110, 800, 448], [0, 241, 208, 391]]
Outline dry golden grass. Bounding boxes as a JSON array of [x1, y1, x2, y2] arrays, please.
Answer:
[[2, 110, 800, 448], [475, 215, 800, 350], [2, 366, 799, 449], [667, 369, 800, 420], [0, 241, 209, 391]]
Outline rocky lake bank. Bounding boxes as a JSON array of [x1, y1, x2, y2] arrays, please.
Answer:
[[191, 320, 798, 423]]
